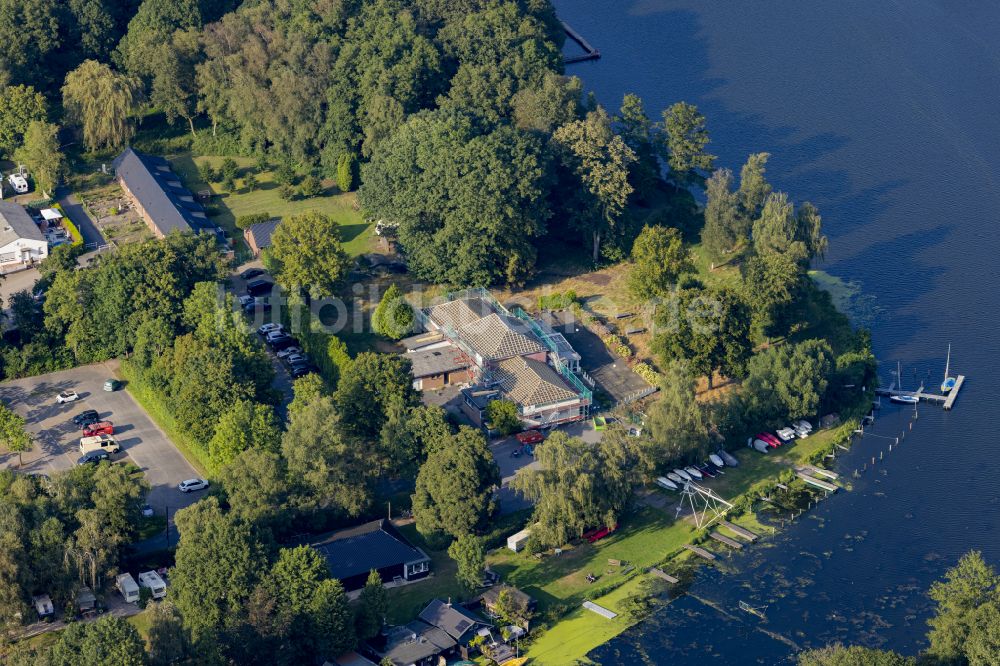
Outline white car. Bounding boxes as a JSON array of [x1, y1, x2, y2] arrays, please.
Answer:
[[277, 346, 302, 359], [56, 390, 80, 404], [257, 323, 283, 336], [178, 478, 209, 493], [284, 354, 308, 365]]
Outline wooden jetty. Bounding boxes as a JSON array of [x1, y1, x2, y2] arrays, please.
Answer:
[[684, 544, 716, 561], [875, 374, 965, 411], [720, 520, 759, 542], [649, 567, 679, 584], [710, 531, 744, 549], [796, 471, 839, 493], [797, 464, 839, 481], [562, 21, 600, 64]]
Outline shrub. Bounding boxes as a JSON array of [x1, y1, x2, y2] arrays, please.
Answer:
[[274, 160, 296, 186], [336, 153, 356, 192], [236, 212, 270, 230], [633, 362, 661, 385], [486, 400, 521, 436], [197, 161, 216, 183], [243, 171, 258, 192], [219, 157, 239, 182], [278, 184, 295, 201], [602, 333, 624, 349], [537, 290, 579, 310], [615, 344, 633, 358], [371, 283, 414, 339], [299, 174, 322, 198], [221, 176, 235, 192]]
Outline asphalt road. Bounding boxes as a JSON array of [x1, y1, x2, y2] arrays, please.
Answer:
[[0, 362, 203, 518], [56, 190, 105, 247]]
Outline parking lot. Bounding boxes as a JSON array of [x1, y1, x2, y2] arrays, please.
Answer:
[[0, 362, 202, 515]]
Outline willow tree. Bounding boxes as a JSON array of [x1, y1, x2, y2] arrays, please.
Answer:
[[62, 60, 140, 151]]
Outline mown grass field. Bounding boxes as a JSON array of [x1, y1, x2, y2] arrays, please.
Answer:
[[168, 152, 374, 258]]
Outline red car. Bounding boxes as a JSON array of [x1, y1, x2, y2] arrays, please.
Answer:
[[515, 430, 544, 445], [83, 421, 114, 437]]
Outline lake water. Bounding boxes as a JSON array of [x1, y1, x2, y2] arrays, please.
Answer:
[[553, 1, 1000, 662]]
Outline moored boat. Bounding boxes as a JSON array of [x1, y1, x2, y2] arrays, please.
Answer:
[[719, 450, 739, 466], [709, 453, 725, 467], [674, 468, 692, 482], [684, 466, 703, 479], [656, 477, 678, 491], [667, 472, 685, 484]]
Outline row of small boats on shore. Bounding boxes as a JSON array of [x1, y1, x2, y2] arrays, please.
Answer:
[[655, 450, 739, 491]]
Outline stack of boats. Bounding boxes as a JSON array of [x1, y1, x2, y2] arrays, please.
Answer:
[[656, 450, 739, 491], [747, 420, 812, 453]]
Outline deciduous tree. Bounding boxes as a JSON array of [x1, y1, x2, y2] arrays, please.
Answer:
[[926, 550, 1000, 664], [660, 101, 715, 178], [0, 84, 46, 158], [743, 339, 833, 424], [207, 399, 280, 468], [485, 400, 520, 436], [627, 225, 692, 299], [551, 107, 636, 262], [371, 283, 414, 340], [701, 168, 745, 260], [269, 211, 350, 298], [356, 570, 387, 641], [642, 361, 707, 474], [0, 404, 32, 467], [413, 427, 500, 542], [738, 152, 772, 220], [448, 534, 486, 591], [14, 120, 65, 196]]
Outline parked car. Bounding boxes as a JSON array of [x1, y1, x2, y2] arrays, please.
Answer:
[[80, 434, 120, 455], [270, 335, 297, 351], [284, 353, 308, 365], [103, 379, 122, 392], [240, 268, 266, 280], [56, 390, 80, 404], [266, 332, 293, 346], [72, 409, 100, 427], [515, 431, 544, 445], [258, 323, 283, 336], [246, 279, 274, 297], [141, 504, 154, 518], [82, 421, 114, 437], [178, 478, 209, 493], [290, 365, 315, 379], [237, 294, 254, 308], [243, 299, 272, 313], [276, 346, 302, 359], [77, 451, 110, 465]]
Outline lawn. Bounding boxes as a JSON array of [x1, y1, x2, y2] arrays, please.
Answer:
[[387, 524, 466, 624], [168, 152, 373, 258]]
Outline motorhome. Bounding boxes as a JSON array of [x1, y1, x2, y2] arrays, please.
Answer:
[[116, 573, 140, 604], [137, 571, 166, 599]]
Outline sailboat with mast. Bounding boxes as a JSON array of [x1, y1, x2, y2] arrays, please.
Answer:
[[941, 344, 957, 393], [890, 360, 919, 405]]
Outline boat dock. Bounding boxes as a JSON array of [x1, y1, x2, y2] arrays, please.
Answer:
[[684, 544, 716, 561], [719, 520, 759, 542], [649, 567, 679, 584], [562, 21, 600, 63], [796, 464, 838, 481], [796, 471, 839, 493], [710, 531, 744, 549], [875, 374, 965, 410]]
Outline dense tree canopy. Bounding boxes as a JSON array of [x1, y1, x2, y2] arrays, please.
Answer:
[[742, 339, 834, 425], [412, 427, 500, 542], [269, 211, 351, 298], [62, 59, 140, 151], [628, 225, 692, 299], [362, 109, 554, 285], [0, 84, 47, 158]]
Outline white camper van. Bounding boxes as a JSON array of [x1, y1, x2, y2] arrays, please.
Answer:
[[137, 571, 166, 599], [116, 573, 140, 604], [79, 434, 120, 456]]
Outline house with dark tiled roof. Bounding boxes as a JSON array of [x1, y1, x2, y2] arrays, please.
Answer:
[[112, 148, 226, 244], [409, 288, 591, 429], [309, 519, 430, 592], [243, 218, 280, 256], [417, 599, 490, 644]]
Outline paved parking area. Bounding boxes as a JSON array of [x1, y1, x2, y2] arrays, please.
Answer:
[[0, 362, 201, 516]]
